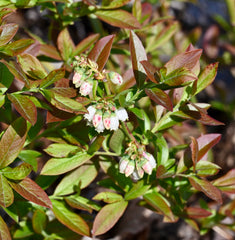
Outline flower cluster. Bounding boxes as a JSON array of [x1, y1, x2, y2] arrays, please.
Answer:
[[84, 101, 128, 133], [119, 142, 156, 180]]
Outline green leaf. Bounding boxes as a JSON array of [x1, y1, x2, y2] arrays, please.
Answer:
[[2, 204, 19, 223], [17, 53, 47, 79], [0, 215, 11, 240], [57, 28, 75, 62], [0, 23, 18, 47], [41, 151, 93, 175], [125, 180, 150, 200], [32, 209, 47, 234], [109, 129, 125, 154], [0, 117, 27, 169], [188, 176, 222, 204], [3, 39, 34, 56], [93, 192, 123, 203], [194, 62, 218, 95], [18, 150, 41, 172], [0, 62, 14, 94], [92, 200, 128, 236], [101, 0, 131, 9], [73, 33, 100, 56], [145, 88, 173, 111], [8, 93, 37, 125], [0, 175, 14, 207], [87, 136, 105, 155], [54, 160, 99, 196], [52, 199, 90, 236], [195, 161, 221, 177], [13, 220, 34, 238], [88, 35, 114, 71], [65, 195, 101, 213], [44, 143, 79, 158], [2, 163, 32, 180], [129, 30, 147, 88], [9, 177, 52, 208], [143, 190, 176, 222], [156, 134, 169, 166], [95, 9, 140, 29], [40, 68, 65, 89]]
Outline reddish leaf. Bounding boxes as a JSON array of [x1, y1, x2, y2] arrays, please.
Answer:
[[0, 215, 11, 240], [145, 88, 173, 111], [39, 44, 62, 60], [40, 68, 65, 88], [197, 134, 221, 161], [194, 62, 218, 96], [9, 177, 52, 209], [3, 39, 34, 56], [144, 191, 176, 222], [0, 23, 18, 47], [0, 117, 27, 169], [212, 169, 235, 187], [0, 175, 14, 207], [92, 200, 128, 236], [130, 31, 147, 88], [52, 199, 90, 236], [73, 33, 100, 56], [57, 28, 75, 62], [95, 9, 140, 29], [190, 136, 199, 171], [185, 207, 212, 219], [8, 93, 37, 125], [189, 176, 222, 204], [88, 35, 114, 71], [141, 60, 158, 83], [117, 69, 135, 92], [165, 48, 202, 75]]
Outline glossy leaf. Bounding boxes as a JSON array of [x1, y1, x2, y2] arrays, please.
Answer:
[[9, 177, 52, 208], [0, 175, 14, 207], [73, 33, 100, 56], [54, 161, 99, 196], [185, 207, 212, 219], [101, 0, 131, 9], [194, 62, 219, 96], [143, 191, 176, 222], [41, 151, 93, 175], [130, 30, 147, 88], [0, 23, 18, 47], [92, 200, 128, 236], [39, 44, 62, 60], [95, 9, 140, 29], [93, 192, 123, 203], [145, 88, 173, 111], [189, 176, 222, 204], [8, 93, 37, 125], [18, 150, 41, 172], [32, 209, 47, 234], [156, 134, 169, 166], [190, 136, 199, 171], [0, 117, 27, 169], [195, 161, 221, 177], [88, 35, 114, 71], [125, 180, 150, 200], [52, 199, 90, 236], [212, 169, 235, 187], [57, 28, 75, 62], [0, 215, 11, 240], [44, 143, 79, 158], [141, 60, 158, 83], [2, 163, 32, 180], [40, 68, 65, 88], [3, 39, 34, 56], [17, 53, 47, 79]]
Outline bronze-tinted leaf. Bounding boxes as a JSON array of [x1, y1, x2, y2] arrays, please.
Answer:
[[190, 136, 199, 171], [95, 9, 140, 29], [141, 60, 158, 83], [0, 175, 14, 208], [0, 23, 18, 47], [40, 68, 65, 89], [9, 177, 52, 209], [8, 93, 37, 125], [3, 39, 34, 56], [0, 215, 11, 240], [185, 207, 212, 219], [0, 117, 27, 169], [101, 0, 131, 9], [39, 44, 62, 60], [212, 169, 235, 187], [88, 35, 114, 71]]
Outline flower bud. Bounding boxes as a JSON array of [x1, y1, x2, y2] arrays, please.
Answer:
[[125, 160, 135, 177], [95, 119, 105, 133], [119, 157, 129, 174], [142, 152, 156, 175], [80, 80, 93, 96], [110, 113, 119, 131], [116, 108, 128, 122], [92, 109, 102, 128], [73, 71, 83, 88], [84, 105, 96, 122], [103, 111, 111, 130], [108, 72, 123, 85]]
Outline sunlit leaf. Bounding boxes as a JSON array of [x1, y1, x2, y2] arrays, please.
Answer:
[[92, 200, 128, 236], [101, 0, 131, 9], [212, 169, 235, 187], [95, 9, 140, 29], [3, 39, 34, 56], [0, 215, 11, 240], [8, 93, 37, 125], [40, 68, 65, 89], [39, 44, 62, 60], [88, 35, 114, 71], [93, 192, 123, 203], [0, 23, 18, 47], [2, 163, 32, 180], [195, 161, 221, 177], [9, 177, 52, 208], [44, 143, 79, 158], [0, 175, 14, 207], [52, 199, 90, 236], [32, 209, 47, 234], [0, 117, 27, 169], [125, 180, 150, 200]]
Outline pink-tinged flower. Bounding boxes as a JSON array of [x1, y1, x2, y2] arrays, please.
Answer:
[[142, 152, 156, 174], [108, 71, 123, 85], [95, 119, 105, 133], [116, 108, 128, 122], [103, 111, 111, 130], [73, 72, 83, 88], [80, 80, 93, 96], [124, 161, 135, 177], [119, 157, 129, 174], [92, 110, 102, 128], [84, 105, 96, 122], [110, 113, 119, 131]]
